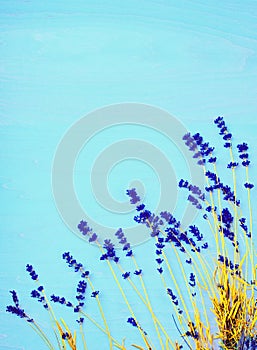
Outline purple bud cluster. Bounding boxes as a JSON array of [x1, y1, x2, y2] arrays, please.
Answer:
[[26, 264, 38, 281], [6, 304, 33, 322], [154, 237, 165, 273], [192, 133, 214, 160], [156, 252, 164, 274], [179, 180, 205, 201], [214, 116, 232, 148], [77, 220, 98, 243], [134, 203, 164, 237], [217, 208, 239, 250], [155, 237, 165, 255], [185, 322, 199, 340], [239, 217, 251, 238], [237, 143, 250, 167], [61, 252, 90, 315], [122, 272, 130, 279], [188, 273, 196, 287], [160, 211, 180, 227], [127, 317, 137, 327], [244, 183, 254, 189], [62, 332, 71, 340], [115, 228, 133, 257], [25, 266, 50, 310], [218, 255, 239, 272], [10, 290, 19, 307], [91, 291, 99, 298], [76, 317, 84, 325], [187, 194, 202, 210], [6, 290, 34, 323], [183, 132, 214, 165], [126, 188, 141, 204], [31, 287, 49, 310], [227, 161, 238, 169], [62, 252, 89, 277], [127, 317, 147, 335], [73, 280, 87, 312], [50, 294, 73, 307], [204, 171, 240, 206], [167, 288, 178, 305], [100, 239, 120, 262], [164, 222, 206, 254], [167, 288, 183, 314]]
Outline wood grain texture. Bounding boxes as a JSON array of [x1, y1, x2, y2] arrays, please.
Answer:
[[1, 1, 257, 349]]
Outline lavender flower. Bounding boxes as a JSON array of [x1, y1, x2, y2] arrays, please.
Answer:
[[134, 208, 164, 237], [167, 288, 179, 306], [50, 294, 73, 307], [127, 317, 137, 327], [227, 161, 238, 169], [179, 180, 205, 202], [26, 264, 38, 281], [122, 272, 130, 279], [77, 220, 98, 242], [189, 273, 196, 287], [126, 188, 140, 204], [10, 290, 19, 307], [76, 317, 84, 325], [91, 291, 99, 298], [31, 288, 49, 309], [100, 238, 120, 262], [183, 131, 215, 165], [62, 252, 89, 276], [114, 228, 133, 257], [6, 305, 33, 322], [6, 291, 34, 323], [214, 116, 233, 148], [244, 182, 254, 189]]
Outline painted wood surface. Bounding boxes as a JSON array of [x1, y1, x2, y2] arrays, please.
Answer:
[[1, 1, 257, 349]]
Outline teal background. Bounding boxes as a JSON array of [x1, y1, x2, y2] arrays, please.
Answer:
[[1, 1, 257, 349]]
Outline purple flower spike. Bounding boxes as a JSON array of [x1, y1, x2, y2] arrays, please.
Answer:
[[214, 116, 233, 148], [189, 273, 196, 287], [242, 160, 250, 167], [237, 143, 248, 153], [244, 183, 254, 189], [227, 162, 238, 169], [6, 301, 33, 323], [89, 233, 98, 242], [77, 220, 92, 235], [167, 288, 179, 307], [76, 317, 84, 325], [127, 317, 137, 327], [10, 290, 19, 307], [136, 204, 145, 211], [26, 264, 38, 281], [126, 188, 141, 204], [62, 252, 89, 278], [91, 291, 99, 298], [122, 272, 130, 279], [77, 220, 100, 243]]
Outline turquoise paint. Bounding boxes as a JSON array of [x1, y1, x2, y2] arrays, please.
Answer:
[[1, 1, 257, 349]]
